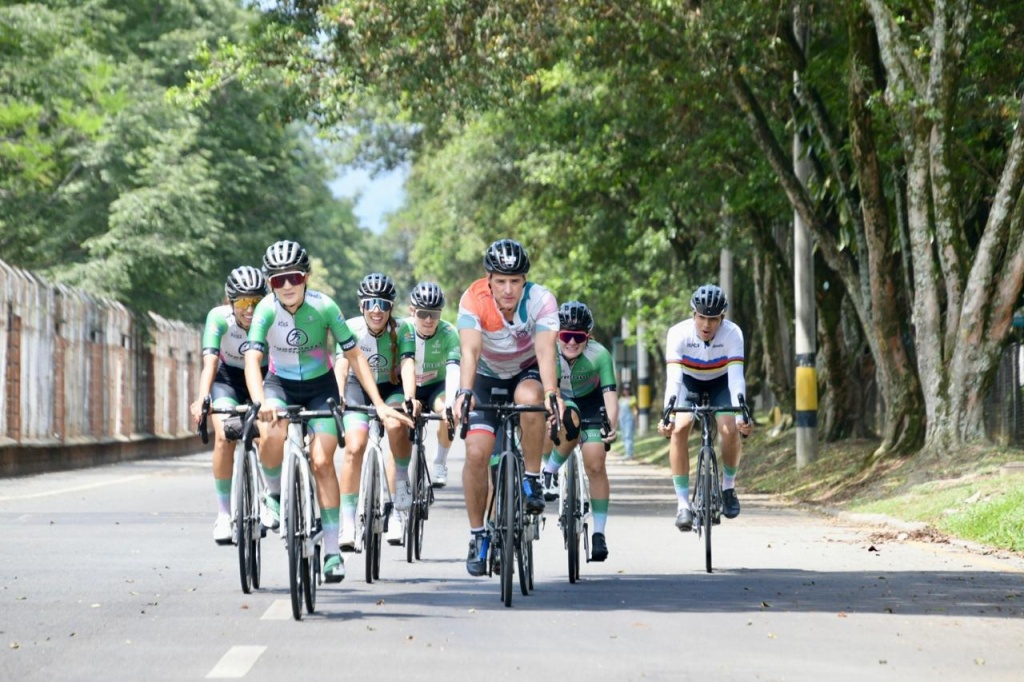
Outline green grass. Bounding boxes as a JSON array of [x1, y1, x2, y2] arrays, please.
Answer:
[[614, 424, 1024, 555]]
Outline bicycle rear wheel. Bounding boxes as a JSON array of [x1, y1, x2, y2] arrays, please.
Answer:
[[287, 461, 304, 620], [565, 452, 580, 584], [498, 454, 514, 607], [515, 460, 530, 597]]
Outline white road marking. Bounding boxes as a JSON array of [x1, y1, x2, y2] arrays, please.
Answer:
[[0, 475, 150, 501], [261, 599, 295, 620], [206, 645, 266, 679]]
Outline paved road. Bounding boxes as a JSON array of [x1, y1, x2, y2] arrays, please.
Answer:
[[2, 431, 1023, 681]]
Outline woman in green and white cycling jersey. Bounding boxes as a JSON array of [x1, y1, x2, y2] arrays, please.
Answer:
[[333, 273, 419, 550], [541, 301, 619, 562], [407, 282, 461, 488], [190, 266, 269, 545], [244, 241, 411, 583]]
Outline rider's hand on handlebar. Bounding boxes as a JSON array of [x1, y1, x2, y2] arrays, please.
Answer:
[[736, 416, 753, 437], [257, 402, 278, 423], [380, 403, 415, 427]]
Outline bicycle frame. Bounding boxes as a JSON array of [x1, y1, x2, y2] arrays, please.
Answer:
[[662, 392, 752, 573], [279, 419, 323, 561]]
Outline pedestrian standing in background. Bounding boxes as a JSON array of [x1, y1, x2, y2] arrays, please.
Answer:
[[618, 383, 637, 459]]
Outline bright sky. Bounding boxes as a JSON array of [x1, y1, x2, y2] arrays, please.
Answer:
[[329, 165, 409, 234]]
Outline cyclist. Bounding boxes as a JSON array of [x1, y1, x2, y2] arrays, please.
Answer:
[[540, 301, 618, 562], [407, 281, 461, 488], [189, 266, 269, 544], [244, 242, 411, 583], [453, 238, 563, 577], [656, 284, 753, 531], [333, 273, 418, 550]]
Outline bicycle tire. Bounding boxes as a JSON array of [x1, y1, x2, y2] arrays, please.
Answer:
[[516, 458, 530, 597], [700, 447, 714, 573], [249, 451, 262, 591], [287, 461, 303, 620], [566, 451, 581, 583], [303, 478, 317, 614], [233, 443, 253, 594], [499, 453, 514, 607], [407, 444, 425, 562], [362, 449, 379, 584]]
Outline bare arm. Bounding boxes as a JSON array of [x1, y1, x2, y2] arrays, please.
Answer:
[[345, 346, 414, 426], [190, 354, 221, 421]]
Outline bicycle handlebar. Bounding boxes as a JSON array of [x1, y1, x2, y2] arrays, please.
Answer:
[[197, 396, 252, 444], [660, 394, 757, 430], [456, 395, 558, 443]]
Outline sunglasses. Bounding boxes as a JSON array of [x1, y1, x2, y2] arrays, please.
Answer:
[[558, 330, 589, 345], [415, 309, 441, 320], [361, 298, 394, 312], [232, 296, 262, 310], [268, 271, 306, 289]]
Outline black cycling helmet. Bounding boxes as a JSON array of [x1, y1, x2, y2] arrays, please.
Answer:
[[357, 272, 397, 301], [483, 238, 530, 275], [224, 266, 267, 301], [262, 240, 311, 274], [410, 281, 446, 310], [690, 284, 728, 317], [558, 301, 594, 332]]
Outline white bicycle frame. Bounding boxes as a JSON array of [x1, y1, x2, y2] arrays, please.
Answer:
[[356, 417, 394, 552], [558, 445, 592, 548], [279, 422, 323, 557]]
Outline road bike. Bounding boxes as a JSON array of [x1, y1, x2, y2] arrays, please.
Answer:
[[558, 407, 612, 584], [459, 389, 559, 607], [276, 399, 345, 620], [404, 404, 454, 562], [344, 404, 395, 584], [662, 392, 753, 573], [197, 398, 264, 595]]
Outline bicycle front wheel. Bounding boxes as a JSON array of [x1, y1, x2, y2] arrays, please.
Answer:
[[699, 448, 714, 573], [287, 460, 304, 620], [407, 448, 426, 562], [516, 462, 530, 597], [498, 454, 515, 607], [233, 443, 252, 594], [565, 452, 580, 584]]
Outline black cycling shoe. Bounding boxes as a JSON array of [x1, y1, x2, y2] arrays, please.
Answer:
[[466, 533, 488, 577], [524, 476, 546, 514], [722, 488, 741, 519], [591, 532, 608, 562]]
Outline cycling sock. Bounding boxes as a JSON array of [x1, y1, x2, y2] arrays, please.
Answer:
[[591, 498, 609, 534], [543, 451, 567, 474], [214, 478, 231, 515], [722, 465, 738, 490], [321, 506, 340, 553], [262, 464, 282, 495], [470, 526, 486, 537], [341, 493, 358, 533], [433, 444, 449, 466], [394, 458, 411, 480], [673, 475, 690, 509]]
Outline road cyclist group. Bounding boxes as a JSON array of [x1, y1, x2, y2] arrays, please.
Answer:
[[191, 236, 755, 610]]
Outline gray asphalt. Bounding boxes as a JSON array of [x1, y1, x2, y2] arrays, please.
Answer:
[[1, 429, 1022, 681]]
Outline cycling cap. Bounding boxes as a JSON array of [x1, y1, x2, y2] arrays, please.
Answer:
[[483, 238, 530, 275], [358, 272, 397, 301], [558, 301, 594, 332], [410, 281, 446, 310], [262, 240, 311, 274], [690, 284, 728, 317], [224, 266, 267, 301]]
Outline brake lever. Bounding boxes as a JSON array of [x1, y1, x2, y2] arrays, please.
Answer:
[[198, 395, 212, 444]]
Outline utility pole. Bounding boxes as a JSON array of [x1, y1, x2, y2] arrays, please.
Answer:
[[636, 316, 649, 435], [794, 2, 818, 467]]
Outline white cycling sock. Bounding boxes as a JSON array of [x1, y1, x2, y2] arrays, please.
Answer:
[[434, 444, 449, 466]]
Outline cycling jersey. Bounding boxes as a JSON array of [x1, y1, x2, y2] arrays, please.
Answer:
[[456, 278, 559, 379], [247, 290, 356, 381], [663, 317, 746, 406], [201, 305, 264, 370], [415, 319, 461, 387], [557, 339, 617, 400], [339, 316, 416, 384]]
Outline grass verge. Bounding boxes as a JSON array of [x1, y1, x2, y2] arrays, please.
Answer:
[[614, 425, 1024, 555]]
